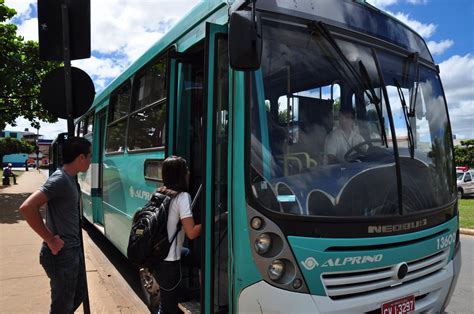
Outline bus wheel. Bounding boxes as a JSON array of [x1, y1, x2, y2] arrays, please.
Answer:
[[457, 189, 464, 199], [139, 267, 160, 311]]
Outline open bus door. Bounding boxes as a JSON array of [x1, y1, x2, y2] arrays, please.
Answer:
[[202, 22, 230, 314], [166, 22, 229, 313]]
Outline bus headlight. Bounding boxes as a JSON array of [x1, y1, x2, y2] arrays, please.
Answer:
[[251, 216, 263, 230], [268, 259, 285, 281], [255, 233, 271, 255]]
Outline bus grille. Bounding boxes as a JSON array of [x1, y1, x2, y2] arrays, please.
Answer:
[[322, 249, 449, 300]]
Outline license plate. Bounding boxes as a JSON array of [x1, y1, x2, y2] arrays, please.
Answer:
[[381, 295, 415, 314]]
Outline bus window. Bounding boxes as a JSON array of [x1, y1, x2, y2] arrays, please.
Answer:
[[106, 81, 131, 153], [128, 56, 167, 151], [109, 82, 131, 122], [132, 57, 167, 111], [128, 104, 166, 150]]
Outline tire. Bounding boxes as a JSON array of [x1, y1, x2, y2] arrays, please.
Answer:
[[139, 267, 161, 311], [457, 189, 464, 199]]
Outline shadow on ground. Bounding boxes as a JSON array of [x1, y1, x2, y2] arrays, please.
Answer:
[[82, 220, 146, 306], [0, 193, 30, 224]]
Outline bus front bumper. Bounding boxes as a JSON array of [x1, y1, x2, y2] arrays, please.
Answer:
[[238, 245, 461, 313]]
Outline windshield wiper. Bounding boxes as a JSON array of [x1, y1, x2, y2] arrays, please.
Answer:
[[309, 21, 388, 147], [402, 52, 420, 117], [394, 79, 415, 159]]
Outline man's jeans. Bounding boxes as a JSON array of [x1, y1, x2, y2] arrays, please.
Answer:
[[40, 243, 86, 314]]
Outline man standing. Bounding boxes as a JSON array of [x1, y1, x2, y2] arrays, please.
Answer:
[[19, 137, 91, 313]]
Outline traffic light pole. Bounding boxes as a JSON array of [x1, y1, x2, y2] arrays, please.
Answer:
[[61, 5, 91, 314]]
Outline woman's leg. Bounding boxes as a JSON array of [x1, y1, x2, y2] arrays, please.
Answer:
[[154, 261, 181, 314]]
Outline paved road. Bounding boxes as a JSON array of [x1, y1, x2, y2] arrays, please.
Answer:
[[445, 235, 474, 314]]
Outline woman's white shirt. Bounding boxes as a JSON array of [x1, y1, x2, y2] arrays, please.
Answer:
[[164, 192, 193, 261]]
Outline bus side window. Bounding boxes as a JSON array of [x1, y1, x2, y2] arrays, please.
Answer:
[[106, 81, 131, 153], [128, 55, 167, 151]]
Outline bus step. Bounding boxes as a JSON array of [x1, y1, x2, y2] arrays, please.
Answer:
[[178, 301, 200, 314]]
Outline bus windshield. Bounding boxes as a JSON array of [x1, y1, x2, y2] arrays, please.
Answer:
[[249, 18, 455, 218]]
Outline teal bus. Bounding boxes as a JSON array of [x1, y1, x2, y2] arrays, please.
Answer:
[[74, 0, 461, 312]]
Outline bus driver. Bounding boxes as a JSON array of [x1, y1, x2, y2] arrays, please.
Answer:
[[325, 107, 365, 164]]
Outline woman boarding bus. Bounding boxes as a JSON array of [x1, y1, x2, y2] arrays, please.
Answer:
[[72, 0, 460, 313]]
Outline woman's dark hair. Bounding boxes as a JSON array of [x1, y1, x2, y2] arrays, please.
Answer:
[[157, 156, 188, 197], [62, 137, 91, 164]]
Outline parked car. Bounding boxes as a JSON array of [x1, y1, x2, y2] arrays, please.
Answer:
[[456, 167, 474, 198]]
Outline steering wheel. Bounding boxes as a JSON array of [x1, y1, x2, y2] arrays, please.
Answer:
[[344, 138, 383, 162]]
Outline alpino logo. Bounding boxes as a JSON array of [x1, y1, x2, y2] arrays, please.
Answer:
[[129, 186, 153, 200], [301, 254, 383, 270]]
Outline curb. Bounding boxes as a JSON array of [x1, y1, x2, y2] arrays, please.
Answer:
[[460, 228, 474, 236]]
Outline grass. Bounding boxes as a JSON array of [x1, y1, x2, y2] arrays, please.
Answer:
[[459, 197, 474, 229]]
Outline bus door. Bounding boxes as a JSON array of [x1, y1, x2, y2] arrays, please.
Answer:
[[168, 44, 206, 301], [93, 109, 106, 227], [202, 23, 230, 314], [167, 23, 230, 313]]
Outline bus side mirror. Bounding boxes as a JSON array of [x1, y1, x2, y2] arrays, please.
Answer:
[[229, 10, 262, 71]]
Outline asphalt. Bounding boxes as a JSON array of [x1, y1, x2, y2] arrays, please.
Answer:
[[0, 170, 148, 313]]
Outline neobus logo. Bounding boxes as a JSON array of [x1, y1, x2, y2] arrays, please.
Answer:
[[368, 219, 428, 234], [302, 254, 383, 270]]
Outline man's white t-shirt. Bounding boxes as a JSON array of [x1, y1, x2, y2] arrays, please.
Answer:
[[325, 127, 364, 163], [164, 192, 193, 261]]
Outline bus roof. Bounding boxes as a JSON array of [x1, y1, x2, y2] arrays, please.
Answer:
[[88, 0, 433, 114]]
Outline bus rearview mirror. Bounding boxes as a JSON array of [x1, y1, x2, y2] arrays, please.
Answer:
[[229, 10, 262, 71]]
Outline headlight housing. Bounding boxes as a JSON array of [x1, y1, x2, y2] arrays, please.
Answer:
[[255, 233, 272, 255], [268, 259, 285, 281]]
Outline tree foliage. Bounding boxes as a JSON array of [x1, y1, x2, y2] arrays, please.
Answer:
[[0, 1, 60, 130], [454, 139, 474, 167], [460, 139, 474, 147], [0, 136, 35, 163]]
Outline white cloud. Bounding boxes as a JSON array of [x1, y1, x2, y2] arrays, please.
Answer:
[[16, 17, 38, 41], [427, 39, 454, 56], [391, 12, 437, 38], [72, 56, 129, 92], [439, 54, 474, 139], [406, 0, 429, 4], [5, 0, 199, 137], [5, 0, 35, 19]]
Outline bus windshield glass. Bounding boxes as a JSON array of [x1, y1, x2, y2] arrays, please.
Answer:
[[249, 18, 455, 218]]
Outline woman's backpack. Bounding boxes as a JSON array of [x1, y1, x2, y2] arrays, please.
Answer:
[[127, 192, 181, 267]]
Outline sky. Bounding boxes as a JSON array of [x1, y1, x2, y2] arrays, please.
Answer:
[[4, 0, 473, 140]]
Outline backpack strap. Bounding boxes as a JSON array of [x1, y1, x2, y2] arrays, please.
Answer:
[[170, 220, 182, 245]]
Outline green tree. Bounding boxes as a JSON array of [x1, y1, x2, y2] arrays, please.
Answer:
[[0, 0, 60, 130], [460, 139, 474, 147], [0, 136, 35, 164], [454, 139, 474, 167]]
